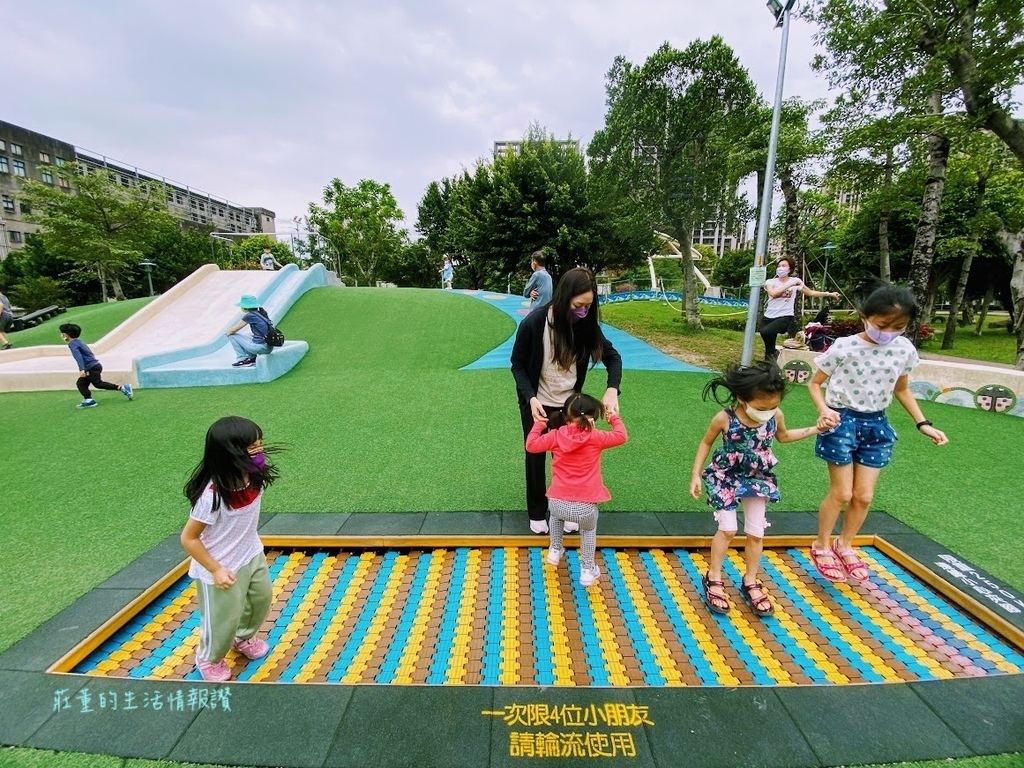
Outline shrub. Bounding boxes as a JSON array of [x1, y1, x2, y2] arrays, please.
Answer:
[[10, 276, 67, 311], [613, 282, 637, 293], [831, 318, 863, 338]]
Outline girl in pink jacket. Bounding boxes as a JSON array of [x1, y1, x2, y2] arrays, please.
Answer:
[[525, 392, 628, 587]]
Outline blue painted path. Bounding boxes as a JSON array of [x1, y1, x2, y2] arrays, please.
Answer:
[[456, 290, 708, 373]]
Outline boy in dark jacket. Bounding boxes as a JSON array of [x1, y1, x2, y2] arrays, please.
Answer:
[[59, 323, 134, 408]]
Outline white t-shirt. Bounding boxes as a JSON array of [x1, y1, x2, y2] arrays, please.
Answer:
[[187, 485, 264, 584], [763, 277, 804, 318], [536, 310, 577, 408], [814, 334, 918, 412]]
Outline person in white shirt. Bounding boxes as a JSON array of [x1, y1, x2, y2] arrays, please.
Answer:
[[760, 257, 839, 360], [260, 247, 283, 271], [806, 279, 948, 585]]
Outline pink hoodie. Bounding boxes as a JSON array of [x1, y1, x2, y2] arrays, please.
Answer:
[[525, 414, 628, 503]]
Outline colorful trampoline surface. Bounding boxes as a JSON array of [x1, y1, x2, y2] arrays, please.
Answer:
[[63, 543, 1024, 687]]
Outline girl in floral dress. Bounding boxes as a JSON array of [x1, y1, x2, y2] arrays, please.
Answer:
[[690, 362, 823, 616]]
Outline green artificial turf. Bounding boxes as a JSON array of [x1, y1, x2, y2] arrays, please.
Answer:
[[1, 286, 1022, 768], [6, 297, 156, 347]]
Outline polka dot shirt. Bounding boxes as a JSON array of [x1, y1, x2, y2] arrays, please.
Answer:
[[814, 334, 918, 412]]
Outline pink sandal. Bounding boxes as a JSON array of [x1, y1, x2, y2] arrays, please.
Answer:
[[809, 546, 847, 583], [831, 541, 870, 582]]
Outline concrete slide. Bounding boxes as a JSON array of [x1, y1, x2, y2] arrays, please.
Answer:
[[0, 263, 328, 393]]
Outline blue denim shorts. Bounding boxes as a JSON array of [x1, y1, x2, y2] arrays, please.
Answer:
[[815, 409, 897, 468]]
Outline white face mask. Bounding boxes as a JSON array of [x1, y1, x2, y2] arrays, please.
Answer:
[[744, 405, 777, 424]]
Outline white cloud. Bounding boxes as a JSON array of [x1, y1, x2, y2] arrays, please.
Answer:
[[3, 0, 837, 230]]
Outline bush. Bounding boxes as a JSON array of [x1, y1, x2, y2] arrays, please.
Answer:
[[10, 276, 67, 311], [614, 282, 637, 293], [828, 317, 935, 343]]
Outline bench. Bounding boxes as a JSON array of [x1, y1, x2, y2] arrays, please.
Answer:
[[11, 305, 66, 332]]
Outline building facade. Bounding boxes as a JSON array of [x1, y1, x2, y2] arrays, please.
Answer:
[[0, 119, 275, 260], [692, 217, 750, 257]]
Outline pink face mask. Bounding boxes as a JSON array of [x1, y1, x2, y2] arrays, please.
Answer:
[[571, 306, 589, 322], [865, 322, 903, 345], [776, 266, 790, 278]]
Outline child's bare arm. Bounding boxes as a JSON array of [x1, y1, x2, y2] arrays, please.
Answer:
[[774, 408, 822, 443], [690, 412, 727, 499], [808, 369, 841, 430], [893, 375, 949, 445]]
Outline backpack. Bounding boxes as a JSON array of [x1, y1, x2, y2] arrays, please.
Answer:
[[265, 324, 285, 347], [256, 308, 285, 347]]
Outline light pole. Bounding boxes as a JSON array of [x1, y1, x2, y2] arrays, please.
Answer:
[[740, 0, 798, 366], [139, 261, 156, 297], [820, 241, 836, 309]]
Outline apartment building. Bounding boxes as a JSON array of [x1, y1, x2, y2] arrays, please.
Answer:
[[0, 119, 275, 260]]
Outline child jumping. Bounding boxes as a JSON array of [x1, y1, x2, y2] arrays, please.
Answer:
[[690, 361, 822, 615], [181, 416, 277, 682], [526, 392, 628, 587], [808, 279, 948, 584], [59, 323, 133, 408]]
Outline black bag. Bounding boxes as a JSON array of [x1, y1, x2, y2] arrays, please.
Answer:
[[265, 324, 285, 347], [256, 308, 285, 347]]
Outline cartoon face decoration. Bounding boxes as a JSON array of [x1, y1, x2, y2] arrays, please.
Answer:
[[783, 360, 812, 385], [975, 384, 1016, 413]]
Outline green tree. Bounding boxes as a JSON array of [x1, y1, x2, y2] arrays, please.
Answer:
[[19, 163, 176, 302], [9, 276, 66, 311], [308, 179, 407, 286], [589, 38, 758, 328]]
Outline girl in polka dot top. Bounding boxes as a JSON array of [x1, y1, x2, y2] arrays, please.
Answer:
[[807, 279, 948, 585]]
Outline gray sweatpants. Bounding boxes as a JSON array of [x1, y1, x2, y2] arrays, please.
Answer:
[[548, 498, 599, 571], [194, 552, 272, 663]]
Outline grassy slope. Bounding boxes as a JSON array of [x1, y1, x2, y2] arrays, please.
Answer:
[[0, 288, 1020, 768], [6, 297, 156, 347]]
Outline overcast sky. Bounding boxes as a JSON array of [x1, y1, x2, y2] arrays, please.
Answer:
[[3, 0, 834, 236]]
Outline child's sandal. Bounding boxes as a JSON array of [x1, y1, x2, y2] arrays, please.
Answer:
[[701, 572, 731, 615], [831, 540, 870, 583], [741, 581, 774, 616]]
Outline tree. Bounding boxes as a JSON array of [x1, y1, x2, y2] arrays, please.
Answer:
[[822, 107, 914, 282], [774, 99, 828, 269], [19, 163, 176, 302], [589, 38, 758, 328], [308, 179, 407, 286]]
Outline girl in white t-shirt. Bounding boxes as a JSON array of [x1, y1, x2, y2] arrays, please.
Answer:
[[181, 416, 278, 682], [807, 280, 948, 585], [761, 257, 840, 360]]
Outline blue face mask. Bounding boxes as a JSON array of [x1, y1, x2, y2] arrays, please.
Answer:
[[571, 306, 589, 322]]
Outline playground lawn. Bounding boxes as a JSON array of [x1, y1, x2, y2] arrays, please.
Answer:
[[603, 300, 1020, 369], [0, 287, 1021, 768], [6, 297, 156, 348]]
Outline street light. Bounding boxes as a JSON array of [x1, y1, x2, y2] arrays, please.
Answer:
[[740, 0, 798, 365], [139, 261, 156, 297], [820, 241, 836, 308]]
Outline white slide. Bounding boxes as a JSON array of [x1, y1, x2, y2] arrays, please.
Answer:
[[0, 265, 284, 393]]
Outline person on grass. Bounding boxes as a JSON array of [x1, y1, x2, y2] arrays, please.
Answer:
[[526, 392, 627, 588], [59, 323, 133, 408], [761, 256, 840, 361], [690, 361, 822, 616], [807, 279, 948, 584], [511, 267, 622, 534], [440, 256, 454, 289], [523, 251, 553, 308], [0, 287, 13, 350], [225, 294, 273, 368], [181, 416, 277, 682]]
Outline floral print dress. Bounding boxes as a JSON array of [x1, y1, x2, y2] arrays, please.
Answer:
[[701, 409, 780, 511]]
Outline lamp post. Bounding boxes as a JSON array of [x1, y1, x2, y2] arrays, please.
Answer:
[[139, 261, 156, 297], [740, 0, 798, 366], [820, 241, 836, 309]]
